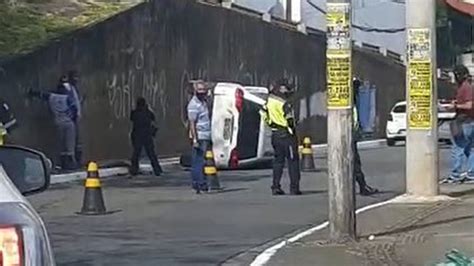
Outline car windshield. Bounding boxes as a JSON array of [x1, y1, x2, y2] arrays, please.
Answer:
[[392, 104, 406, 113]]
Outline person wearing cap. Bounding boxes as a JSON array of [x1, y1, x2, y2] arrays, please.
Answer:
[[353, 78, 379, 195], [442, 65, 474, 183], [65, 70, 83, 167], [260, 78, 301, 195], [28, 75, 78, 170], [187, 80, 211, 193]]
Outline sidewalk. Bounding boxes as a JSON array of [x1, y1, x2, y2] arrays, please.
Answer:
[[266, 184, 474, 266]]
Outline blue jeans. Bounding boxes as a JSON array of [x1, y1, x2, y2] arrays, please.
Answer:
[[451, 121, 474, 180], [191, 140, 210, 190]]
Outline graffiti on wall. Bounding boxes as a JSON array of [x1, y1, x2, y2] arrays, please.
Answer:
[[106, 48, 170, 122], [234, 63, 301, 90]]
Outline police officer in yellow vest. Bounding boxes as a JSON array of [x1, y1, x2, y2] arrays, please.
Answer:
[[0, 122, 6, 146], [0, 99, 17, 146], [353, 78, 378, 196], [261, 78, 302, 195]]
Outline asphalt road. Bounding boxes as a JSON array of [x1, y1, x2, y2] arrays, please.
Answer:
[[29, 145, 453, 266]]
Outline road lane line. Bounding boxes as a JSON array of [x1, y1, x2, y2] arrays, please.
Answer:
[[249, 199, 394, 266]]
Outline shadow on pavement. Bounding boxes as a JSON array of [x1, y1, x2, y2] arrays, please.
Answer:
[[214, 188, 248, 194], [46, 170, 272, 191], [302, 190, 327, 195], [102, 173, 270, 189], [446, 187, 474, 198]]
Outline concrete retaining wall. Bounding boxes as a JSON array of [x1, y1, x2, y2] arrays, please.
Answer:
[[0, 0, 407, 162]]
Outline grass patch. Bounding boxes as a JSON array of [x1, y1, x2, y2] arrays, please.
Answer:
[[0, 1, 138, 58]]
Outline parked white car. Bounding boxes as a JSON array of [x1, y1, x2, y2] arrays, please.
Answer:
[[386, 101, 456, 146], [180, 82, 273, 169], [0, 145, 55, 265]]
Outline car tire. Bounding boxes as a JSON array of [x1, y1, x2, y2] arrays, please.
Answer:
[[387, 138, 396, 147], [179, 153, 192, 168]]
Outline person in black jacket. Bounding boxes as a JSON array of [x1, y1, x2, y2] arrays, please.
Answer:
[[129, 97, 163, 177]]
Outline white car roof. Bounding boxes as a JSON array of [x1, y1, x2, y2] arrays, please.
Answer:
[[390, 100, 456, 118]]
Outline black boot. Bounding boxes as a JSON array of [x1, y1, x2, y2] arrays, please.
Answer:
[[360, 185, 379, 196], [290, 189, 302, 195], [272, 187, 286, 196], [59, 155, 67, 170], [75, 149, 83, 169], [65, 155, 77, 170]]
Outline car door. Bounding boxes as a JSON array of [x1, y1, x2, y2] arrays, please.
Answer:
[[242, 87, 272, 160], [392, 103, 407, 133]]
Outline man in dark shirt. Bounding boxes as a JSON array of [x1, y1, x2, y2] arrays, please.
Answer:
[[447, 65, 474, 183], [129, 97, 163, 177]]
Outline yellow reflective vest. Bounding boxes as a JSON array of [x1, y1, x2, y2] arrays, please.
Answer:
[[0, 122, 6, 146], [260, 94, 295, 135], [353, 106, 359, 130]]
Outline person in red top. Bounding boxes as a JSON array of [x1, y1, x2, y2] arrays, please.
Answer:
[[446, 65, 474, 183]]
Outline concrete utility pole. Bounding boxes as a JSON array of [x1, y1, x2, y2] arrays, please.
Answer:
[[406, 0, 439, 197], [326, 0, 355, 241]]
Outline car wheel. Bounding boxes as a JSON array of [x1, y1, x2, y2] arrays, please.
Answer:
[[387, 138, 396, 147], [180, 153, 192, 168]]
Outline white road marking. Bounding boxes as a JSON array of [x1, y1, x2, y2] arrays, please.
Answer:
[[249, 199, 394, 266]]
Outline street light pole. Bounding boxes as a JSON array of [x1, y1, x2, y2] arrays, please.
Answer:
[[326, 0, 356, 241], [406, 0, 439, 197]]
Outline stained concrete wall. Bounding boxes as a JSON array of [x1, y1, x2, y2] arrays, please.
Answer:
[[0, 0, 406, 162]]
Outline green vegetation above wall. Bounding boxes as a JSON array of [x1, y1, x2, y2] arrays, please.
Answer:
[[0, 0, 142, 58]]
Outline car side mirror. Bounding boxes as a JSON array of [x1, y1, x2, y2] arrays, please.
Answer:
[[0, 145, 50, 196]]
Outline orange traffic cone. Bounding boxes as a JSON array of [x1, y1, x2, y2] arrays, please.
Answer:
[[204, 150, 221, 192], [301, 137, 316, 172], [77, 162, 110, 215]]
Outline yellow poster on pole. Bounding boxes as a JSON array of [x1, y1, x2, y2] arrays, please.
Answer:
[[326, 3, 351, 109], [327, 51, 351, 108], [407, 28, 432, 130]]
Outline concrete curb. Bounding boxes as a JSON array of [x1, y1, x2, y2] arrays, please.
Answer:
[[51, 139, 386, 185], [390, 194, 458, 204], [315, 139, 386, 152], [50, 158, 179, 185]]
